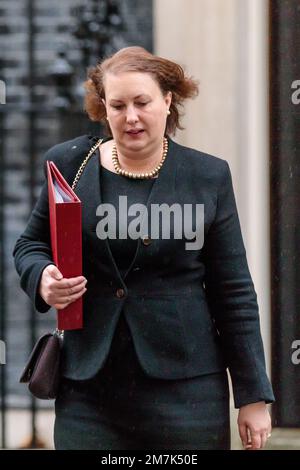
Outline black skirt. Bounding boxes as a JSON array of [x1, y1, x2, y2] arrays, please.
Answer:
[[54, 313, 230, 450]]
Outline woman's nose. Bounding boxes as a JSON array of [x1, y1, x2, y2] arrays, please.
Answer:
[[126, 106, 139, 123]]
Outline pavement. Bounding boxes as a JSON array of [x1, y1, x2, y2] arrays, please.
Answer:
[[2, 409, 55, 449]]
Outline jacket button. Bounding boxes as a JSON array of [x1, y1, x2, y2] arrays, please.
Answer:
[[142, 235, 151, 246], [116, 288, 125, 298]]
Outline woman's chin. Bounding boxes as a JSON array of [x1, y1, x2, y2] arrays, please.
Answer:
[[122, 133, 147, 148]]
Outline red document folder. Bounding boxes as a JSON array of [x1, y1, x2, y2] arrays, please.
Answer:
[[47, 161, 83, 330]]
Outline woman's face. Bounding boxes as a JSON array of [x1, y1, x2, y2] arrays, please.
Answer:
[[102, 71, 172, 151]]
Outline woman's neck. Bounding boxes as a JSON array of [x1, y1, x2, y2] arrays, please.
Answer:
[[113, 139, 165, 174]]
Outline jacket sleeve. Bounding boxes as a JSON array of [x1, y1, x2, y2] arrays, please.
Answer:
[[12, 153, 56, 313], [203, 160, 275, 408]]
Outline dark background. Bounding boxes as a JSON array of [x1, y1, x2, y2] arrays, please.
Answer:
[[270, 0, 300, 428]]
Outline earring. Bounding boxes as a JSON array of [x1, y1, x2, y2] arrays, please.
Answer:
[[106, 116, 109, 121], [167, 110, 171, 115]]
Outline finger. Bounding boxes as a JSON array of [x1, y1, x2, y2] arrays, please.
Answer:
[[54, 302, 69, 310], [47, 265, 63, 280], [52, 276, 87, 290], [260, 432, 268, 449], [238, 424, 248, 448], [248, 431, 261, 450], [56, 287, 87, 304], [244, 428, 253, 450], [55, 280, 87, 296]]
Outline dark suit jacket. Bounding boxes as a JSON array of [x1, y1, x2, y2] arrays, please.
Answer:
[[12, 134, 275, 408]]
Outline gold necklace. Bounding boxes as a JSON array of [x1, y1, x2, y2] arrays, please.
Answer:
[[112, 137, 168, 179]]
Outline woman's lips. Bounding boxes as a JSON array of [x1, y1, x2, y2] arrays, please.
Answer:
[[126, 129, 144, 136]]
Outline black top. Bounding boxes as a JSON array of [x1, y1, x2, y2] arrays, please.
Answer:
[[100, 165, 155, 278], [99, 165, 156, 372]]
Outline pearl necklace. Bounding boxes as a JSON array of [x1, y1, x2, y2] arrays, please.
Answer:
[[112, 137, 168, 179]]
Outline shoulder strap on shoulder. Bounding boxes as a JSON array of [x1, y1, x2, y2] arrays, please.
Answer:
[[71, 138, 103, 191]]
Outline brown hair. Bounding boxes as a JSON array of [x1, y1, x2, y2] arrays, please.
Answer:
[[83, 46, 199, 136]]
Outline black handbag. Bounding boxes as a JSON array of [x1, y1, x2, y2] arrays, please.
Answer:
[[19, 330, 63, 400]]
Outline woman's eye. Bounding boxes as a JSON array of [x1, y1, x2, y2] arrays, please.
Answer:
[[112, 102, 147, 110]]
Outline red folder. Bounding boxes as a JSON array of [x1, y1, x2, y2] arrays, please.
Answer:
[[47, 161, 83, 330]]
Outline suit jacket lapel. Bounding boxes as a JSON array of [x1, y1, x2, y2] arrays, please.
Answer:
[[75, 136, 179, 286], [74, 139, 127, 289]]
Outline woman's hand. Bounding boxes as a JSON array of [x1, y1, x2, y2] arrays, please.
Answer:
[[39, 264, 87, 310], [238, 401, 272, 450]]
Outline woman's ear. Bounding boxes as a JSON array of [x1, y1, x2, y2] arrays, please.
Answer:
[[165, 91, 172, 108]]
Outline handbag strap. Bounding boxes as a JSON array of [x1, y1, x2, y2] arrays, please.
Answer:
[[71, 137, 103, 190], [56, 137, 103, 337]]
